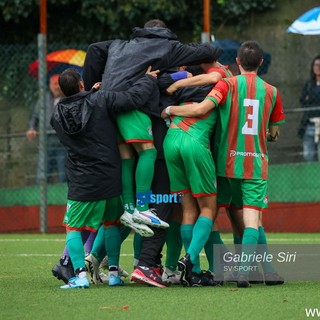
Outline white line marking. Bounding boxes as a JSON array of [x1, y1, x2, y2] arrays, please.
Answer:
[[0, 238, 133, 242], [0, 239, 65, 242], [4, 252, 320, 258], [0, 238, 320, 242], [263, 239, 320, 242], [1, 253, 135, 257]]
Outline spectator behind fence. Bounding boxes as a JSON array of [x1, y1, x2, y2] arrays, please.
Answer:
[[298, 55, 320, 161], [26, 74, 66, 183]]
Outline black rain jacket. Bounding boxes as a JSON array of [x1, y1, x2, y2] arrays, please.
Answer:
[[82, 27, 222, 118], [50, 75, 158, 201]]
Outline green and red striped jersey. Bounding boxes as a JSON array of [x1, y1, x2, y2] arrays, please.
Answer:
[[206, 74, 285, 180], [171, 66, 231, 147], [207, 65, 233, 78], [171, 102, 217, 147]]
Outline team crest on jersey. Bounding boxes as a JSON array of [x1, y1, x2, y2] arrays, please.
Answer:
[[148, 126, 152, 136], [263, 196, 268, 204]]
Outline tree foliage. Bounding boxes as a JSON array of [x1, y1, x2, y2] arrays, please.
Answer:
[[0, 0, 276, 44], [212, 0, 276, 31]]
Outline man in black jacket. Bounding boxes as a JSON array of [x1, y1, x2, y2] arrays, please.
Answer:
[[51, 67, 159, 289], [82, 19, 223, 288]]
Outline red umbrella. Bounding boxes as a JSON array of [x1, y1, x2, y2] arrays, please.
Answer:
[[29, 49, 86, 78]]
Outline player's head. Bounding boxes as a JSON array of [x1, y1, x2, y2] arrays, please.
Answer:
[[186, 65, 204, 76], [144, 19, 167, 28], [59, 68, 83, 97], [237, 41, 263, 72]]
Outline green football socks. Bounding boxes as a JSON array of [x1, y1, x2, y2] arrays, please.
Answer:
[[258, 226, 276, 273], [121, 158, 136, 214], [66, 231, 85, 272], [204, 230, 224, 273], [165, 220, 182, 271], [181, 224, 201, 273], [135, 148, 157, 212], [90, 225, 106, 263], [120, 225, 132, 243], [239, 227, 259, 275], [133, 233, 142, 261], [187, 216, 213, 272], [104, 226, 121, 267]]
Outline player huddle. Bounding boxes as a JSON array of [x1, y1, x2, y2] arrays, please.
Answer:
[[51, 19, 285, 289]]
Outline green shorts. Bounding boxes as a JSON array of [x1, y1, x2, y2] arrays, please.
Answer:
[[227, 178, 268, 210], [116, 110, 153, 143], [63, 196, 123, 231], [163, 128, 217, 197]]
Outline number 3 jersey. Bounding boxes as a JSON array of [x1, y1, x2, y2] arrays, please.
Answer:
[[206, 74, 285, 180]]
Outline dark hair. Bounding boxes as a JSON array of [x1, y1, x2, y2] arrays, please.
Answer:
[[310, 54, 320, 85], [58, 68, 82, 97], [186, 65, 204, 76], [237, 41, 263, 72], [144, 19, 167, 28]]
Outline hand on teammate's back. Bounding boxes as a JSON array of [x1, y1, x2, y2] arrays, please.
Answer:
[[91, 82, 101, 90], [146, 66, 160, 78]]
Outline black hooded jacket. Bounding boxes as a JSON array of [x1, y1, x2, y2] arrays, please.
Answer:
[[50, 75, 158, 201], [82, 27, 222, 117], [81, 27, 222, 159]]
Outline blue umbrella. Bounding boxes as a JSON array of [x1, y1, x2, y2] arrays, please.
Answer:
[[287, 7, 320, 35], [212, 39, 271, 75]]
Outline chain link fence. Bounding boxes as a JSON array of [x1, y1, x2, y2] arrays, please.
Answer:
[[0, 43, 87, 186], [0, 40, 319, 232]]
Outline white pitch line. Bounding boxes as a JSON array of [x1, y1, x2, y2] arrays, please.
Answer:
[[0, 253, 135, 257], [0, 253, 211, 258], [0, 238, 320, 242], [6, 253, 320, 258], [263, 239, 320, 242], [0, 238, 132, 242], [0, 239, 65, 242]]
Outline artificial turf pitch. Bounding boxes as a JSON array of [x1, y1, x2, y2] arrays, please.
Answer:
[[1, 233, 320, 320]]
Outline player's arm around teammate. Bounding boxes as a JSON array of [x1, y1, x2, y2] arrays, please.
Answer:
[[163, 41, 285, 288]]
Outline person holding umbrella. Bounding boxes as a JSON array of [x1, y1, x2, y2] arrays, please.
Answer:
[[26, 74, 66, 183]]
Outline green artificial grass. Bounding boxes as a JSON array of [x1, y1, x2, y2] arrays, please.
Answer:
[[1, 233, 320, 320]]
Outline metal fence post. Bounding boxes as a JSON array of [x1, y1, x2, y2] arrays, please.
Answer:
[[38, 33, 47, 233]]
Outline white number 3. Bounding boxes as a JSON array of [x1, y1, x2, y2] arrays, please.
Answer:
[[241, 98, 259, 135]]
